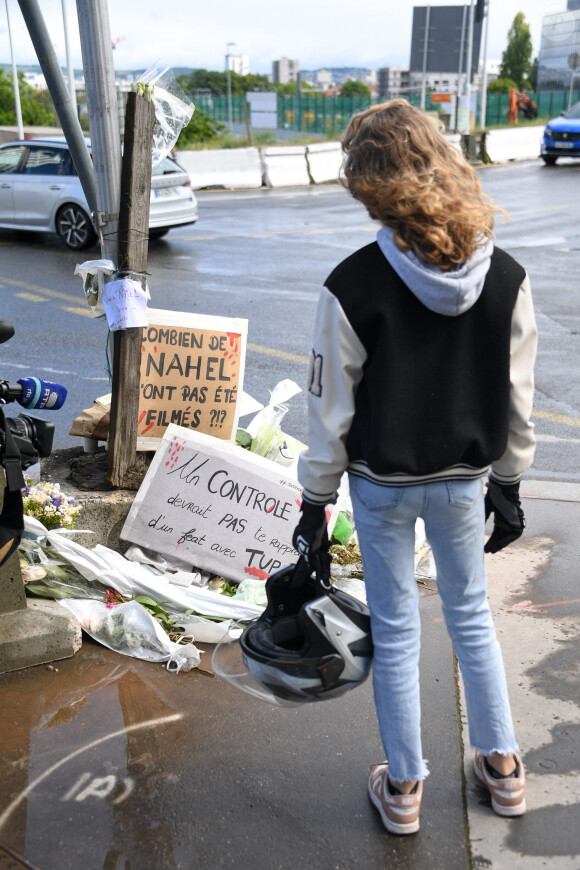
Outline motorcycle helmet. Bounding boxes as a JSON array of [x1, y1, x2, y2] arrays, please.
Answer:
[[212, 558, 373, 705]]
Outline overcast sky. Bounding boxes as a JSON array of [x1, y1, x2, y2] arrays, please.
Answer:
[[1, 0, 566, 76]]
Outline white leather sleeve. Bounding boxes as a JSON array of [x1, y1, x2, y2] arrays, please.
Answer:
[[297, 287, 367, 504], [491, 274, 538, 483]]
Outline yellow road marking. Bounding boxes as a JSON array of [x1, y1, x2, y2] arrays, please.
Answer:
[[509, 201, 580, 217], [15, 292, 47, 302], [176, 224, 374, 242], [247, 341, 309, 365], [62, 306, 99, 318], [532, 409, 580, 428], [2, 275, 79, 303]]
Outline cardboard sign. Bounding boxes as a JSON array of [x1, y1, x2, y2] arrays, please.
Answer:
[[122, 424, 303, 583], [137, 308, 248, 450]]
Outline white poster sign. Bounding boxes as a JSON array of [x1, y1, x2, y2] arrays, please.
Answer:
[[122, 424, 303, 583], [102, 278, 148, 331]]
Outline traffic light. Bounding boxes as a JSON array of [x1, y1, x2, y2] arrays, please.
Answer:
[[475, 0, 486, 23]]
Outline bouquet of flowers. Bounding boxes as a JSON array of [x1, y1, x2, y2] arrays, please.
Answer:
[[22, 480, 79, 531]]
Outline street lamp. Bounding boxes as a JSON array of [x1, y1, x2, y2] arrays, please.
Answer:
[[226, 42, 236, 128]]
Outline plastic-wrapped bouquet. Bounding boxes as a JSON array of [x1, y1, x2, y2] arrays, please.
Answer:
[[22, 480, 79, 531]]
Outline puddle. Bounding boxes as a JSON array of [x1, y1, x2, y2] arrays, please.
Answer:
[[0, 645, 184, 870]]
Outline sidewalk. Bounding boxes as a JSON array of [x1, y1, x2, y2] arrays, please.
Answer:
[[0, 479, 578, 869], [464, 480, 580, 868]]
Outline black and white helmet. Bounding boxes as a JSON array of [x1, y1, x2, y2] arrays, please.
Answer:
[[212, 560, 373, 705]]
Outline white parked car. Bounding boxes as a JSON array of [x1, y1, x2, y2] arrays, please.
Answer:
[[0, 138, 198, 249]]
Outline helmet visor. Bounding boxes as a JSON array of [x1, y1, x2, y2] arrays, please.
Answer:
[[211, 628, 303, 707]]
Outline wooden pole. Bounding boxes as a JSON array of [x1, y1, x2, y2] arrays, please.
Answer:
[[107, 90, 155, 487]]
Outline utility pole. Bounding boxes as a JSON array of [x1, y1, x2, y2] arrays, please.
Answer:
[[455, 4, 467, 132], [76, 0, 121, 263], [226, 42, 235, 128], [61, 0, 78, 119], [463, 0, 476, 133], [479, 0, 490, 130], [420, 6, 431, 111], [107, 90, 155, 487], [5, 0, 24, 139]]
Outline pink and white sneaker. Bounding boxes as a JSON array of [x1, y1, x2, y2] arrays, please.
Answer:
[[474, 751, 526, 817], [368, 762, 422, 835]]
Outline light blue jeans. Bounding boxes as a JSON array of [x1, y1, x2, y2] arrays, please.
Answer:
[[349, 474, 519, 783]]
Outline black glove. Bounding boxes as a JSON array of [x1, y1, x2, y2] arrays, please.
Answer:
[[292, 501, 329, 568], [484, 479, 525, 553]]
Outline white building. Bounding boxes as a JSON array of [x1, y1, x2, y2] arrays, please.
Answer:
[[22, 72, 47, 89], [271, 57, 300, 84], [378, 66, 410, 98], [315, 69, 333, 89], [226, 53, 250, 77]]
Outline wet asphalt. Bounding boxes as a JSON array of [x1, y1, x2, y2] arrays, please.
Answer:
[[1, 161, 580, 868], [1, 483, 579, 869]]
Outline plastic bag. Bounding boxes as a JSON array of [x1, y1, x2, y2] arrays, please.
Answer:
[[73, 259, 116, 308], [169, 613, 242, 644], [137, 63, 194, 166], [232, 577, 268, 608], [246, 379, 306, 470], [414, 519, 436, 582], [59, 599, 201, 673]]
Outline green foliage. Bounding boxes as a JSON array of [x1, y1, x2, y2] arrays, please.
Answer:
[[500, 12, 533, 89], [339, 79, 371, 98], [275, 80, 315, 95], [0, 69, 57, 126], [177, 68, 274, 98], [177, 107, 225, 146], [487, 77, 519, 94]]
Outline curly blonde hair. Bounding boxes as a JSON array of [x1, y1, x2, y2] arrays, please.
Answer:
[[342, 100, 502, 270]]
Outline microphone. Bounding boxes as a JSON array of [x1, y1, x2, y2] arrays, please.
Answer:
[[0, 378, 68, 410], [17, 378, 67, 410]]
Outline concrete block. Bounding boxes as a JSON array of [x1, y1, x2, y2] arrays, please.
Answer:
[[306, 141, 343, 184], [0, 599, 82, 674], [0, 549, 26, 615], [485, 125, 543, 163], [261, 145, 310, 187], [176, 147, 263, 190]]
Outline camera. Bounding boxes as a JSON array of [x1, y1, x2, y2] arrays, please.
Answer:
[[0, 320, 57, 471], [0, 412, 55, 471]]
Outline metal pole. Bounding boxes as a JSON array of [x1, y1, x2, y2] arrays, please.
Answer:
[[76, 0, 121, 263], [5, 0, 24, 139], [17, 0, 97, 213], [226, 42, 235, 128], [61, 0, 77, 119], [420, 6, 431, 110], [479, 1, 490, 130], [455, 4, 467, 132], [464, 0, 476, 133]]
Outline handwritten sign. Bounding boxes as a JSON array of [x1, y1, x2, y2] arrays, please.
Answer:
[[122, 424, 303, 583], [137, 308, 248, 450], [102, 278, 148, 331]]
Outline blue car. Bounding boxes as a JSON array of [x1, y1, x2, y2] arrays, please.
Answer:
[[541, 100, 580, 164]]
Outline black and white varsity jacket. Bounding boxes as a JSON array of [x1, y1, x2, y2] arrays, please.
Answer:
[[297, 240, 538, 506]]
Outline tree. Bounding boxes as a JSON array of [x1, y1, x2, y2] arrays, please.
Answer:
[[177, 69, 273, 98], [500, 12, 533, 89], [176, 108, 225, 146], [339, 79, 371, 98], [275, 80, 315, 95], [487, 76, 519, 95], [0, 69, 57, 126]]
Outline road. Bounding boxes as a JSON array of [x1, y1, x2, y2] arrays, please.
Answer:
[[1, 157, 579, 483], [1, 157, 579, 869]]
